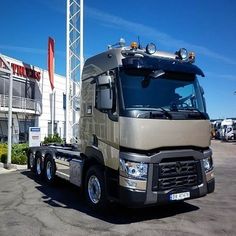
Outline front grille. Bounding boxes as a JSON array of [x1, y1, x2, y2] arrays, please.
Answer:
[[152, 159, 202, 191], [160, 160, 197, 177]]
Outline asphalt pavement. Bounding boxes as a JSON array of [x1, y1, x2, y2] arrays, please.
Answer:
[[0, 140, 235, 236]]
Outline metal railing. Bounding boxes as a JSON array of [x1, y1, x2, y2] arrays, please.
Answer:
[[0, 94, 42, 114]]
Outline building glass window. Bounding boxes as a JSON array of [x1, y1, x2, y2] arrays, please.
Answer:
[[0, 75, 35, 99], [13, 79, 35, 99], [0, 119, 8, 142], [48, 122, 58, 136], [19, 119, 35, 143]]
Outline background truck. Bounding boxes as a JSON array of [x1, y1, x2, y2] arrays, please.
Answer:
[[220, 119, 236, 141], [28, 39, 215, 209]]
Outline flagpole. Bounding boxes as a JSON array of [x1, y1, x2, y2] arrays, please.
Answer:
[[52, 38, 55, 137], [48, 37, 55, 136], [51, 89, 54, 136]]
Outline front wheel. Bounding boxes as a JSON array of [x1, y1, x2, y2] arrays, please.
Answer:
[[85, 166, 107, 210]]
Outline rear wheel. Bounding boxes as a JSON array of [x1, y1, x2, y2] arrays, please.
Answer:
[[35, 156, 43, 178], [27, 152, 34, 172], [44, 157, 56, 184], [85, 165, 107, 210]]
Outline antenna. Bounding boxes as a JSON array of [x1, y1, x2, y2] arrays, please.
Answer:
[[138, 36, 142, 49]]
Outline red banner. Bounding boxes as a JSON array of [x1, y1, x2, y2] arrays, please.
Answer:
[[48, 37, 55, 90]]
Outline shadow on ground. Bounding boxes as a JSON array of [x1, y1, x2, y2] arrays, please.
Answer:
[[21, 170, 199, 224]]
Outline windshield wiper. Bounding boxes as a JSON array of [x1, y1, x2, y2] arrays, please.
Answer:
[[127, 106, 172, 119], [156, 107, 172, 119], [179, 107, 208, 119]]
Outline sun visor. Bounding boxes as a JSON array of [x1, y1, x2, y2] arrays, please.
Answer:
[[122, 57, 205, 77]]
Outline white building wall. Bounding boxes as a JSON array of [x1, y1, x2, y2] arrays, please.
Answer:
[[38, 70, 73, 141], [0, 54, 79, 143]]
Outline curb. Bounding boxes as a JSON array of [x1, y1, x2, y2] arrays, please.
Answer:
[[0, 162, 27, 171]]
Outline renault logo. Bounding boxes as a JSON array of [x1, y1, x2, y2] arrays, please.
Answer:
[[176, 162, 182, 174]]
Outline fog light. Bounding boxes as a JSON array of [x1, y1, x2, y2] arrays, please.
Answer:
[[126, 179, 137, 188]]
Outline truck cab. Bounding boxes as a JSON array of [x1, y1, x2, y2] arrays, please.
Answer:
[[79, 40, 215, 207], [221, 119, 236, 141]]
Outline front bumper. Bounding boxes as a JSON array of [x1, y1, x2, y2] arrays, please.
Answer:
[[120, 178, 215, 207], [119, 149, 215, 207]]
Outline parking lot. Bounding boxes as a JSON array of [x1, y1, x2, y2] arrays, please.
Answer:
[[0, 140, 235, 236]]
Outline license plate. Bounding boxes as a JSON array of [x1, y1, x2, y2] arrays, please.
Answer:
[[170, 192, 190, 201]]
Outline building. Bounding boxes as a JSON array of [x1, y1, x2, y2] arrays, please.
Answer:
[[0, 54, 79, 143]]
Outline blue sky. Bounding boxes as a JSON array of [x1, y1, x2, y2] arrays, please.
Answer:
[[1, 0, 236, 119]]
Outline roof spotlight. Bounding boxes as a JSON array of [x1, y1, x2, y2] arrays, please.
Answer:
[[146, 43, 156, 54], [119, 38, 126, 47], [178, 48, 188, 60]]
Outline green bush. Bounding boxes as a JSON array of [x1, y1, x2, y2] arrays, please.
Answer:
[[0, 143, 28, 165], [12, 143, 28, 165], [43, 133, 63, 144], [0, 143, 8, 163]]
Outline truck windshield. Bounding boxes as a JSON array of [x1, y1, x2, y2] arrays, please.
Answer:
[[119, 69, 206, 113]]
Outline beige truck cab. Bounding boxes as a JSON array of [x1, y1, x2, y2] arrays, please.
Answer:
[[79, 40, 215, 208]]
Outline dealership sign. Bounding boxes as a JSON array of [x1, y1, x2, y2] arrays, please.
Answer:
[[0, 58, 41, 81], [11, 63, 41, 81]]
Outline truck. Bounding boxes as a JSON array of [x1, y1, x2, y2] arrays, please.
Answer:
[[211, 120, 222, 139], [220, 119, 236, 141], [27, 39, 215, 209]]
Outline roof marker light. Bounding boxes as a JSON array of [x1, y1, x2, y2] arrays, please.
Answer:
[[189, 51, 195, 63], [146, 43, 156, 54], [130, 42, 138, 50]]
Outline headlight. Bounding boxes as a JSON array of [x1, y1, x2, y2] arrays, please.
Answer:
[[120, 159, 148, 180], [203, 156, 213, 172]]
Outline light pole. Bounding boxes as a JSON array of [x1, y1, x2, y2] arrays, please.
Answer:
[[0, 54, 13, 168], [66, 0, 84, 144], [7, 69, 13, 168]]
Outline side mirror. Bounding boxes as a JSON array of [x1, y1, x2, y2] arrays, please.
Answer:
[[96, 75, 113, 110], [97, 88, 113, 110]]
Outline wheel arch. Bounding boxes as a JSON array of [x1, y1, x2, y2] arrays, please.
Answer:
[[82, 147, 105, 188]]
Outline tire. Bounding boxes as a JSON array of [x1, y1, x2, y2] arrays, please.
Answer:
[[27, 152, 35, 172], [35, 155, 43, 178], [44, 157, 56, 184], [85, 165, 107, 210]]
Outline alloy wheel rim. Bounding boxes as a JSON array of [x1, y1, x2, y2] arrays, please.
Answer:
[[88, 175, 101, 204], [46, 161, 52, 180], [29, 153, 34, 168], [36, 158, 41, 175]]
